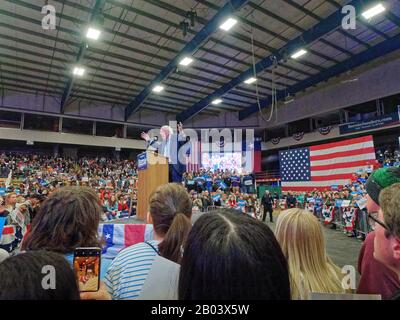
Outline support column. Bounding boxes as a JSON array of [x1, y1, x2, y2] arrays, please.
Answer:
[[376, 99, 381, 116], [344, 110, 349, 123], [20, 113, 25, 130], [53, 144, 60, 158], [59, 117, 63, 132], [284, 124, 289, 137], [123, 124, 127, 139]]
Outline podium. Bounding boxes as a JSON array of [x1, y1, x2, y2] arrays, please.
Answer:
[[137, 151, 169, 222]]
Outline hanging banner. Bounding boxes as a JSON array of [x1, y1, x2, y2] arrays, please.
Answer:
[[318, 126, 331, 135], [339, 111, 400, 135], [271, 137, 280, 145], [293, 132, 304, 141]]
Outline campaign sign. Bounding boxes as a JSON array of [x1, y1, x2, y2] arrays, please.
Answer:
[[341, 200, 351, 207], [137, 152, 147, 171], [213, 194, 221, 201], [356, 198, 367, 210], [335, 199, 343, 207], [339, 112, 400, 135]]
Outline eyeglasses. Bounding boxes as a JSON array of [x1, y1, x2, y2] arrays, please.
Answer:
[[368, 212, 389, 231]]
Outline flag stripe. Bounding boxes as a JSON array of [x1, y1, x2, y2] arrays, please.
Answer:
[[124, 224, 146, 247], [310, 153, 376, 166], [311, 173, 353, 181], [282, 179, 351, 187], [311, 159, 375, 172], [282, 186, 344, 192], [310, 140, 374, 156], [310, 147, 375, 161], [310, 135, 373, 152], [311, 166, 370, 176]]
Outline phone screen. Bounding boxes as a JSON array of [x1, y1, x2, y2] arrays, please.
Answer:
[[73, 247, 101, 292]]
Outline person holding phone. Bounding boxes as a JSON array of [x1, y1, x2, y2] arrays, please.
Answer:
[[22, 187, 111, 281]]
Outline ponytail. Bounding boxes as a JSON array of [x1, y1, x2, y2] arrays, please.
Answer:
[[158, 213, 191, 264]]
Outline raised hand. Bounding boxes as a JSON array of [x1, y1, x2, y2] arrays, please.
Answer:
[[140, 132, 150, 141], [177, 122, 183, 133]]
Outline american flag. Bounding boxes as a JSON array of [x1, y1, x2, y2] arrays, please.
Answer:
[[279, 135, 376, 191], [186, 141, 201, 172]]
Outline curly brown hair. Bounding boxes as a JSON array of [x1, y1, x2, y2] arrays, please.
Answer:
[[22, 187, 103, 254]]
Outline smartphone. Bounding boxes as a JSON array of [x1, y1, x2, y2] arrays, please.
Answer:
[[73, 247, 101, 292]]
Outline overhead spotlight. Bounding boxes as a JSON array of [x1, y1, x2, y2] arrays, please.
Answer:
[[362, 3, 386, 19], [179, 56, 194, 66], [187, 10, 197, 27], [291, 49, 307, 59], [152, 85, 164, 93], [72, 66, 85, 76], [180, 21, 189, 37], [86, 27, 101, 40], [283, 94, 294, 104], [244, 77, 257, 84], [211, 98, 222, 105], [219, 17, 237, 31]]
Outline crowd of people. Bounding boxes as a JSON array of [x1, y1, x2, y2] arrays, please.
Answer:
[[1, 166, 400, 300], [0, 150, 400, 300], [183, 169, 260, 215], [0, 153, 139, 224], [376, 147, 400, 167]]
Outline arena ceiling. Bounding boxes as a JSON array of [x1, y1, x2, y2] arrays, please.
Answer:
[[0, 0, 399, 123]]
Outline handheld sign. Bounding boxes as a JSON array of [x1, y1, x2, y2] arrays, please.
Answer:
[[137, 152, 147, 171]]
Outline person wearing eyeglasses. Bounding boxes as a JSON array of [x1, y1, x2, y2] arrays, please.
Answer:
[[373, 183, 400, 300], [357, 167, 400, 299]]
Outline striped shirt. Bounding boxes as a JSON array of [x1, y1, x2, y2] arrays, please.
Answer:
[[105, 240, 159, 300]]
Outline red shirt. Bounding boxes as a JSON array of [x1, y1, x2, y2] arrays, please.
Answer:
[[357, 232, 400, 299]]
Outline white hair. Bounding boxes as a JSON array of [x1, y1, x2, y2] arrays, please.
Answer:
[[160, 125, 173, 136]]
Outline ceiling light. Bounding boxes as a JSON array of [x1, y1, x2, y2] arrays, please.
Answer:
[[179, 57, 194, 66], [283, 94, 294, 104], [152, 85, 164, 93], [291, 49, 307, 59], [212, 98, 222, 105], [219, 17, 237, 31], [362, 3, 386, 19], [244, 77, 257, 84], [72, 67, 85, 76], [86, 27, 101, 40]]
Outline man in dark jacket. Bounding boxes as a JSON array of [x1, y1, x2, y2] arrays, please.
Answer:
[[286, 192, 297, 208], [201, 191, 213, 211], [261, 190, 273, 222]]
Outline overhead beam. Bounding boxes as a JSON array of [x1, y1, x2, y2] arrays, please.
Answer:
[[239, 33, 400, 120], [60, 0, 106, 113], [124, 0, 249, 121], [176, 0, 376, 122]]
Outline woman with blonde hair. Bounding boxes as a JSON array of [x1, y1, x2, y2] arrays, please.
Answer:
[[275, 208, 344, 299]]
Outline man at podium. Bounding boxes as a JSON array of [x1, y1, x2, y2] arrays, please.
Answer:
[[140, 122, 186, 183]]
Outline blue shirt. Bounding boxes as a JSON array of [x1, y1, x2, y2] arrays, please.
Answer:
[[104, 240, 159, 300]]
